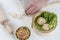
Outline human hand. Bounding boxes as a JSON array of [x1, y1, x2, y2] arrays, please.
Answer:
[[25, 0, 48, 15]]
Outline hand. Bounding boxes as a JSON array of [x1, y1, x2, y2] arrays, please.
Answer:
[[25, 0, 48, 15]]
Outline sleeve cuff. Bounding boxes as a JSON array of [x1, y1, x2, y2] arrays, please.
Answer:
[[47, 0, 60, 4]]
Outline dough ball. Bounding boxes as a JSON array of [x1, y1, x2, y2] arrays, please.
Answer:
[[42, 24, 49, 31], [37, 17, 46, 25]]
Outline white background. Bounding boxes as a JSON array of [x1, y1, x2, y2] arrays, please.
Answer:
[[0, 0, 60, 40]]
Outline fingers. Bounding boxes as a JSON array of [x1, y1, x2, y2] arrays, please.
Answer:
[[25, 2, 40, 15], [31, 8, 40, 14], [26, 6, 35, 15], [26, 6, 40, 15], [25, 2, 33, 12]]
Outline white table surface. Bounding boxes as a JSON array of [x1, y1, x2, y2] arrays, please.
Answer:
[[0, 0, 60, 40]]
